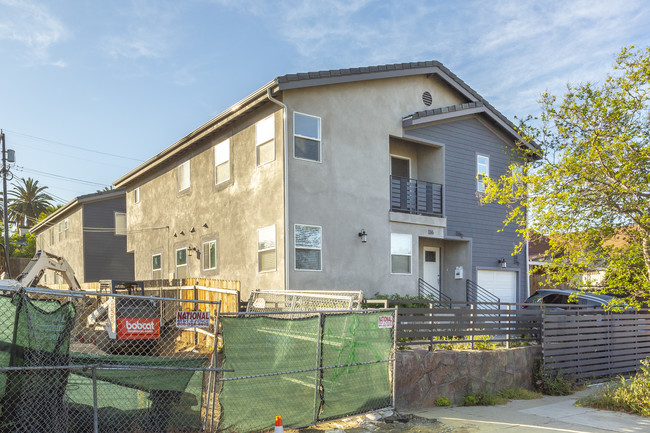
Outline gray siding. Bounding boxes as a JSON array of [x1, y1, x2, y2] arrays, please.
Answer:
[[82, 197, 134, 281], [407, 117, 527, 300]]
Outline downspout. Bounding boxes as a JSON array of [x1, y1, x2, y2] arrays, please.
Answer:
[[267, 87, 290, 291]]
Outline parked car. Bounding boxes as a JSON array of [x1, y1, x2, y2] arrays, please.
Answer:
[[523, 289, 616, 309]]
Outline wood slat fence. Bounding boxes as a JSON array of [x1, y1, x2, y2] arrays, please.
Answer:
[[396, 302, 542, 348], [542, 309, 650, 381]]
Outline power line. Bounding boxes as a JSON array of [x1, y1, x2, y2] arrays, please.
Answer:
[[1, 129, 144, 162], [13, 165, 110, 188]]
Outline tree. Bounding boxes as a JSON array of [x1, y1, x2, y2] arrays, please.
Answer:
[[8, 178, 54, 228], [481, 46, 650, 308]]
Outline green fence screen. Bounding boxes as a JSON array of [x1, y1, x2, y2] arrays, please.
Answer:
[[218, 311, 394, 433]]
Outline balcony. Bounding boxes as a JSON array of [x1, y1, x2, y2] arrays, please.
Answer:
[[390, 175, 443, 217]]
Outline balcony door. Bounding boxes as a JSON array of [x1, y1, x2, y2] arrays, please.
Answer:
[[391, 156, 410, 179]]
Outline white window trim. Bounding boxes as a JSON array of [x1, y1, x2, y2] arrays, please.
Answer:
[[114, 212, 127, 236], [214, 138, 231, 185], [257, 225, 277, 273], [176, 247, 188, 277], [293, 112, 322, 163], [390, 233, 412, 275], [152, 253, 162, 279], [134, 187, 140, 204], [294, 224, 322, 272], [178, 160, 191, 192], [476, 154, 490, 192], [202, 240, 217, 270], [256, 115, 275, 167], [389, 154, 412, 178]]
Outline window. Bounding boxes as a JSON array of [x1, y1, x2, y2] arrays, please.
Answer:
[[476, 154, 490, 192], [178, 160, 191, 192], [295, 224, 322, 271], [215, 138, 230, 185], [294, 112, 321, 162], [257, 225, 276, 272], [58, 222, 63, 241], [134, 187, 140, 203], [115, 212, 127, 236], [152, 254, 162, 279], [391, 233, 412, 274], [50, 228, 54, 245], [203, 240, 217, 270], [176, 248, 188, 279], [256, 115, 275, 166], [64, 218, 69, 239], [512, 164, 524, 197]]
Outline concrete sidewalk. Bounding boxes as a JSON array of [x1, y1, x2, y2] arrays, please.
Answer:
[[406, 386, 650, 432]]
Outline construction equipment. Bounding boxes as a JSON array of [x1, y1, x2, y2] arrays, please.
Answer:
[[13, 249, 81, 290], [86, 280, 161, 354]]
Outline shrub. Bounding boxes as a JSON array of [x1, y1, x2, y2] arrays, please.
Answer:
[[578, 357, 650, 416], [434, 396, 451, 406], [534, 361, 578, 396]]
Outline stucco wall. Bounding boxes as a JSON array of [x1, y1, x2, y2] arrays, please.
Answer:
[[283, 75, 466, 296], [125, 106, 285, 299], [38, 208, 85, 283], [396, 346, 541, 408]]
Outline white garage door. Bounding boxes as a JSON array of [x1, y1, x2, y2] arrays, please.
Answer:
[[477, 270, 518, 303]]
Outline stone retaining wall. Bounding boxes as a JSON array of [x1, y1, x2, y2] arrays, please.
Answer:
[[396, 345, 541, 409]]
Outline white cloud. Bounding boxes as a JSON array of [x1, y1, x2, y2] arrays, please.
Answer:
[[0, 0, 68, 66], [102, 0, 182, 60]]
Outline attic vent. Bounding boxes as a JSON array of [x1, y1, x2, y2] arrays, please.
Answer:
[[422, 91, 432, 106]]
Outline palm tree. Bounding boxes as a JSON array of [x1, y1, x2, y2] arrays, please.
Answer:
[[8, 178, 53, 228]]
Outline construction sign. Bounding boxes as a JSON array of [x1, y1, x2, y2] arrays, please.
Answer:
[[176, 311, 210, 328]]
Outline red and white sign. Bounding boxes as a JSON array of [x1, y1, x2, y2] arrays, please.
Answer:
[[117, 318, 160, 340], [176, 311, 210, 328], [378, 315, 393, 329]]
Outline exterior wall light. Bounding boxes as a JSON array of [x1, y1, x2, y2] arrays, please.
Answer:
[[358, 229, 367, 243], [498, 258, 507, 268]]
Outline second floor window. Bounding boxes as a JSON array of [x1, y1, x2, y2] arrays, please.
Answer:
[[215, 138, 230, 185], [134, 187, 140, 203], [58, 222, 63, 241], [294, 112, 321, 162], [178, 160, 191, 192], [256, 115, 275, 166], [115, 212, 127, 236], [476, 154, 490, 192], [50, 228, 54, 245]]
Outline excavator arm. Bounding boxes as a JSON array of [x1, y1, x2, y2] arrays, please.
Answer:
[[15, 250, 81, 291]]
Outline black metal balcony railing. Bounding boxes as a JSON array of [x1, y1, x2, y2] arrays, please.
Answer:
[[390, 175, 443, 217]]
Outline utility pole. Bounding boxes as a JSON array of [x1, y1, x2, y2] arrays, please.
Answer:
[[1, 130, 9, 276]]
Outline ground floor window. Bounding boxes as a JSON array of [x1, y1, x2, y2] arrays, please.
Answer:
[[203, 240, 217, 270], [391, 233, 412, 274], [176, 248, 187, 279], [258, 225, 276, 272], [152, 254, 162, 279], [295, 224, 322, 270]]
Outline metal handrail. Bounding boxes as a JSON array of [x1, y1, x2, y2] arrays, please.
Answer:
[[418, 278, 452, 306], [466, 279, 500, 306], [390, 175, 443, 216]]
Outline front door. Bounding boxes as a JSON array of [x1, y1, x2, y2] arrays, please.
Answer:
[[422, 247, 441, 290]]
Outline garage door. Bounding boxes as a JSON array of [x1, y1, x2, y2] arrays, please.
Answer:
[[477, 270, 517, 303]]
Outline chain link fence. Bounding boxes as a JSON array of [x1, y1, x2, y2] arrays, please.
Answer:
[[215, 309, 396, 433], [0, 286, 225, 432]]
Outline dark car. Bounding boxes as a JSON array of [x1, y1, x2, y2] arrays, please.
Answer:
[[523, 289, 616, 309]]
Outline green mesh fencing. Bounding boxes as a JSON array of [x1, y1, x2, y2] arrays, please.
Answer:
[[218, 311, 394, 433]]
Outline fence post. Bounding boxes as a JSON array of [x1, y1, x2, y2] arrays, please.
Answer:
[[92, 365, 99, 433], [506, 304, 511, 349], [470, 303, 475, 350], [429, 303, 434, 351], [313, 313, 324, 425]]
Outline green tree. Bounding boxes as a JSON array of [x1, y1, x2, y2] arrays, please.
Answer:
[[482, 46, 650, 308], [8, 178, 53, 228]]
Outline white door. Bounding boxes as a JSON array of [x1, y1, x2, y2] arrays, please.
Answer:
[[477, 270, 517, 303], [422, 247, 440, 290]]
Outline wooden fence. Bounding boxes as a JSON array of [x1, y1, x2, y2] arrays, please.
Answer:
[[395, 302, 541, 348], [542, 309, 650, 381]]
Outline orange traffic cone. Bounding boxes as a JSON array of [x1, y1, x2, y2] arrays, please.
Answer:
[[274, 415, 284, 433]]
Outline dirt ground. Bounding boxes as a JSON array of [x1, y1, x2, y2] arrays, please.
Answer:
[[288, 411, 474, 433]]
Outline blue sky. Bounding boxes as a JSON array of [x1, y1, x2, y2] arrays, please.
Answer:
[[0, 0, 648, 204]]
